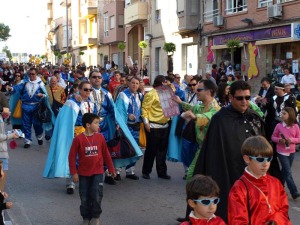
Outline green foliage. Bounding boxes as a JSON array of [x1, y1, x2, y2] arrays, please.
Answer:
[[138, 41, 147, 49], [40, 55, 47, 59], [118, 42, 126, 51], [0, 23, 11, 42], [226, 39, 241, 53], [2, 46, 12, 60], [163, 42, 176, 54], [79, 51, 84, 55]]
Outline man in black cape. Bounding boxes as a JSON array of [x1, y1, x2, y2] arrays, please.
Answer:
[[192, 80, 279, 222]]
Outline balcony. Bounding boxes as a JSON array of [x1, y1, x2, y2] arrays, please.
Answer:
[[81, 33, 97, 46], [47, 10, 53, 19], [124, 1, 148, 25], [81, 0, 98, 18]]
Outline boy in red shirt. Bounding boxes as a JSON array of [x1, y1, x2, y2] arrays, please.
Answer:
[[228, 136, 291, 225], [69, 113, 115, 225], [181, 175, 226, 225]]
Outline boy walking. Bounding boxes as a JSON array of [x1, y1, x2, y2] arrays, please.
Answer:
[[181, 174, 226, 225], [228, 136, 291, 225], [69, 113, 115, 225]]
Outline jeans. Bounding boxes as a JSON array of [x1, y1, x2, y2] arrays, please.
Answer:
[[79, 174, 104, 220], [277, 153, 299, 195]]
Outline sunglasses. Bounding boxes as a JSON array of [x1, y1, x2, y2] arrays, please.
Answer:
[[248, 155, 273, 163], [188, 84, 197, 87], [196, 88, 206, 92], [234, 96, 251, 101], [83, 88, 93, 92], [92, 76, 102, 79], [193, 198, 220, 206]]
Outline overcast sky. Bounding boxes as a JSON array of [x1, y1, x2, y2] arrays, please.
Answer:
[[0, 0, 46, 55]]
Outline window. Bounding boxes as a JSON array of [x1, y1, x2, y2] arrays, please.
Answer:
[[277, 0, 294, 3], [258, 0, 272, 7], [118, 15, 124, 28], [177, 0, 184, 13], [155, 9, 161, 23], [226, 0, 247, 14], [104, 12, 108, 37], [110, 15, 115, 29], [204, 0, 219, 22], [190, 0, 199, 14]]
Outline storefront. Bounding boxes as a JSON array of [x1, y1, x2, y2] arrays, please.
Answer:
[[209, 23, 300, 93]]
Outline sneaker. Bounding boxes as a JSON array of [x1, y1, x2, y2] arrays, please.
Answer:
[[104, 176, 116, 185], [142, 173, 150, 179], [158, 174, 171, 180], [292, 193, 300, 200], [45, 135, 51, 141], [126, 174, 139, 180], [114, 174, 121, 181], [38, 139, 43, 145], [66, 187, 74, 195], [24, 144, 30, 148], [90, 218, 100, 225], [81, 219, 90, 225]]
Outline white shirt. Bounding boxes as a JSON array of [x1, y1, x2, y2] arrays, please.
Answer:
[[281, 74, 297, 88]]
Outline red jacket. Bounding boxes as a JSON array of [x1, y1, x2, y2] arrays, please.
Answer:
[[68, 133, 115, 176], [181, 213, 226, 225], [228, 171, 290, 225]]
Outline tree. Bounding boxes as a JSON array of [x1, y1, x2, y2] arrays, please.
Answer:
[[0, 23, 11, 42], [226, 39, 241, 66], [2, 46, 12, 60], [163, 42, 176, 73], [118, 42, 126, 71]]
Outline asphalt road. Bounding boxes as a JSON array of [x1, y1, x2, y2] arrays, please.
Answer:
[[4, 127, 300, 225]]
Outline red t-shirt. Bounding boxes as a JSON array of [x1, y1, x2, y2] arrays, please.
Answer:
[[68, 133, 115, 176], [108, 81, 121, 95]]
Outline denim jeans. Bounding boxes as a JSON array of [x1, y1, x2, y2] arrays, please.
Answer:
[[277, 153, 298, 195], [79, 174, 104, 220]]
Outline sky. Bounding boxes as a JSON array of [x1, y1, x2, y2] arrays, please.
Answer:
[[0, 0, 46, 55]]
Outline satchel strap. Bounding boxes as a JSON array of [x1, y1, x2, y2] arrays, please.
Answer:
[[240, 178, 251, 225]]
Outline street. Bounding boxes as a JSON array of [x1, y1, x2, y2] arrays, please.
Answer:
[[4, 128, 300, 225]]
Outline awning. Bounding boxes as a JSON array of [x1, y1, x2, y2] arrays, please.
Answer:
[[255, 37, 300, 45], [211, 43, 244, 50]]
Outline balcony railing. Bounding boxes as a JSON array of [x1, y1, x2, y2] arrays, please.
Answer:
[[203, 9, 219, 22], [81, 33, 97, 46], [81, 0, 98, 18], [124, 1, 148, 25]]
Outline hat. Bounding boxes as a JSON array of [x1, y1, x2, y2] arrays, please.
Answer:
[[275, 83, 284, 89]]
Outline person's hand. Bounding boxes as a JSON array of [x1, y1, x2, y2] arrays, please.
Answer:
[[36, 93, 44, 97], [261, 98, 267, 105], [279, 139, 286, 144], [144, 123, 150, 133], [172, 95, 182, 104], [72, 173, 79, 183], [74, 93, 82, 102], [5, 202, 12, 209], [12, 132, 19, 139], [6, 86, 12, 92], [286, 139, 291, 144], [185, 110, 196, 120], [2, 192, 8, 199], [128, 114, 136, 121]]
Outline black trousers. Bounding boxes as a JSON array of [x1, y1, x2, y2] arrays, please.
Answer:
[[142, 127, 169, 176]]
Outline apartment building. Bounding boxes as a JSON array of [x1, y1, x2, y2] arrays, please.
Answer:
[[199, 0, 300, 93]]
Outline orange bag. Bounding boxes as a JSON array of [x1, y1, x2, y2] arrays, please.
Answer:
[[13, 100, 22, 118], [139, 122, 146, 148]]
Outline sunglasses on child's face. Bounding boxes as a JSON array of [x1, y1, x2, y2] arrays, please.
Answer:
[[248, 155, 273, 163], [193, 198, 220, 206], [188, 83, 197, 87]]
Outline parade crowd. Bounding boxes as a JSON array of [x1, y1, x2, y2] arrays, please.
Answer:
[[0, 60, 299, 225]]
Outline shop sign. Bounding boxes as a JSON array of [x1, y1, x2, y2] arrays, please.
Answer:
[[291, 23, 300, 40], [286, 52, 293, 59], [292, 60, 299, 74], [214, 25, 291, 45]]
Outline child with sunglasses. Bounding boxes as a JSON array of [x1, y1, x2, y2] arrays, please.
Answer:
[[271, 107, 300, 200], [228, 136, 291, 225], [181, 174, 226, 225]]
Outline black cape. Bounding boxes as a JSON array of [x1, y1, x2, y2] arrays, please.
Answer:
[[193, 105, 267, 222]]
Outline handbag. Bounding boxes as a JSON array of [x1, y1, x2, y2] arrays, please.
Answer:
[[50, 87, 64, 117], [107, 130, 136, 159], [182, 120, 196, 143], [139, 122, 146, 148], [34, 98, 52, 123], [13, 100, 22, 118]]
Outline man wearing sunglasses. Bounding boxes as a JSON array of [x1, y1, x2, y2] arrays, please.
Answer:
[[190, 80, 268, 222]]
